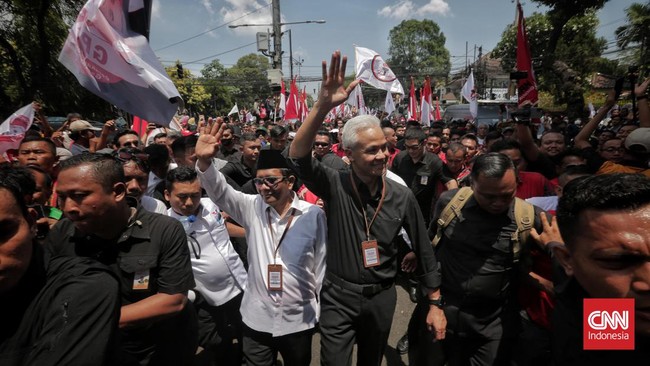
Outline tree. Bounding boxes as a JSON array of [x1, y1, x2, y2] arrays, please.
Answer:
[[493, 10, 608, 120], [615, 2, 650, 67], [0, 0, 111, 119], [200, 59, 235, 115], [165, 62, 211, 116], [225, 53, 272, 109], [387, 19, 451, 87]]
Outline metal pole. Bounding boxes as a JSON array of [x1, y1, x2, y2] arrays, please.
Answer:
[[288, 29, 293, 80], [272, 0, 282, 71]]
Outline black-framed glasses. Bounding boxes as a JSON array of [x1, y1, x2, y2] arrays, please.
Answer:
[[314, 142, 330, 147], [405, 143, 422, 150], [253, 176, 285, 187]]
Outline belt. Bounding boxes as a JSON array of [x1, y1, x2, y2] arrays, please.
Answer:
[[325, 272, 393, 296]]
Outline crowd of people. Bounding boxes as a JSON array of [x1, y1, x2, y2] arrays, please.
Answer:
[[1, 50, 650, 366]]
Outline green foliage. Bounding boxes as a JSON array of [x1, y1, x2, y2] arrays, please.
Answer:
[[615, 2, 650, 67], [387, 19, 451, 87], [225, 53, 272, 110], [200, 59, 235, 115], [165, 62, 211, 115]]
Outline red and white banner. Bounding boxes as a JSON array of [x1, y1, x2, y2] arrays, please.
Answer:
[[279, 79, 286, 113], [346, 84, 366, 115], [461, 70, 478, 119], [516, 0, 538, 107], [284, 78, 299, 120], [420, 77, 433, 125], [384, 91, 395, 115], [408, 77, 418, 120], [58, 0, 181, 126], [434, 97, 442, 121], [0, 104, 35, 154]]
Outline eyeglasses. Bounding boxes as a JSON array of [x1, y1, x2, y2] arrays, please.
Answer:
[[253, 176, 285, 187], [405, 143, 422, 150], [602, 147, 625, 153], [115, 149, 150, 171]]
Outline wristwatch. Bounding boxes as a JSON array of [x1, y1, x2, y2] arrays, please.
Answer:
[[428, 296, 445, 309]]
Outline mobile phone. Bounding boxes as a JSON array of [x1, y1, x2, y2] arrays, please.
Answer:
[[614, 77, 625, 100], [115, 116, 128, 132]]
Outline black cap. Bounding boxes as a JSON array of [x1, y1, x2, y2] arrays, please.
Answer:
[[257, 149, 289, 170]]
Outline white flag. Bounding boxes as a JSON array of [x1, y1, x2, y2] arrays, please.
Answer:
[[355, 46, 404, 95], [0, 104, 35, 154], [228, 103, 239, 116], [588, 102, 595, 118], [384, 91, 395, 115], [461, 70, 478, 119], [58, 0, 181, 126], [346, 84, 366, 115]]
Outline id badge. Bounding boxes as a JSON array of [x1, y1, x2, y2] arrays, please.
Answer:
[[267, 264, 283, 291], [362, 240, 380, 268], [419, 175, 429, 185], [133, 270, 150, 290]]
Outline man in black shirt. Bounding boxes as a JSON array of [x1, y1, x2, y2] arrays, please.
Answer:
[[288, 51, 445, 366], [313, 130, 347, 171], [220, 132, 260, 192], [45, 154, 197, 366]]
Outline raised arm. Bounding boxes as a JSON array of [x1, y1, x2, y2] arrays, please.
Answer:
[[574, 90, 616, 149], [636, 78, 650, 127], [289, 51, 359, 158]]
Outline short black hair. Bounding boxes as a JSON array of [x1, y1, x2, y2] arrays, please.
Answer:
[[19, 136, 57, 155], [404, 127, 426, 142], [270, 125, 287, 138], [428, 132, 442, 139], [470, 152, 515, 181], [489, 139, 522, 154], [114, 147, 150, 173], [446, 142, 467, 155], [154, 132, 167, 140], [58, 153, 125, 193], [557, 173, 650, 247], [460, 133, 479, 144], [112, 130, 140, 147], [143, 143, 170, 170], [0, 163, 35, 218], [166, 166, 199, 192], [485, 130, 502, 144], [171, 135, 198, 156], [26, 165, 53, 189], [240, 132, 259, 144]]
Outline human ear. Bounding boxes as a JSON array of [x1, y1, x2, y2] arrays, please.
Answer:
[[553, 245, 574, 277]]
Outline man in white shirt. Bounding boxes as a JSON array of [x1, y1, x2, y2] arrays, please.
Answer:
[[165, 166, 247, 365], [195, 135, 327, 366]]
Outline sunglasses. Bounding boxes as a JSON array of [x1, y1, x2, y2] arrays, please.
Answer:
[[314, 142, 330, 147], [115, 149, 150, 171], [252, 176, 285, 187]]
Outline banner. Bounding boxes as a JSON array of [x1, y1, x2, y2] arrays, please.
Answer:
[[461, 70, 478, 119], [347, 84, 366, 115], [408, 77, 418, 120], [515, 0, 539, 107], [0, 104, 35, 154], [420, 77, 432, 125], [59, 0, 181, 126], [355, 46, 404, 95], [284, 78, 299, 120], [384, 91, 395, 115], [228, 103, 239, 116]]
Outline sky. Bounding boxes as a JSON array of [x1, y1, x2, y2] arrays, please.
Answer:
[[147, 0, 636, 98]]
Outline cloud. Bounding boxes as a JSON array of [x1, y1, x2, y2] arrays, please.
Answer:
[[201, 0, 215, 15], [218, 0, 276, 36], [377, 0, 450, 20]]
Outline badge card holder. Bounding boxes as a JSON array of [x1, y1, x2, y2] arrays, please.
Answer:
[[267, 264, 283, 291], [362, 240, 380, 268]]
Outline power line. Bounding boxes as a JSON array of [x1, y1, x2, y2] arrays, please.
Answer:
[[154, 2, 272, 52], [185, 41, 258, 64]]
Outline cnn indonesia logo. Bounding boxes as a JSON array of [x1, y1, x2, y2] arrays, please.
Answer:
[[583, 298, 635, 350]]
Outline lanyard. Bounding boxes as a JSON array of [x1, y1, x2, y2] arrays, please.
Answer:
[[267, 207, 296, 264], [349, 172, 387, 241]]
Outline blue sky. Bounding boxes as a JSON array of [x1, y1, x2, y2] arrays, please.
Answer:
[[148, 0, 635, 97]]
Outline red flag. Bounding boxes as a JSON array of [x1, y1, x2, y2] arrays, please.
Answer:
[[420, 77, 432, 125], [132, 116, 149, 136], [299, 87, 309, 121], [408, 77, 418, 120], [516, 0, 538, 107], [284, 78, 299, 120], [434, 97, 442, 120]]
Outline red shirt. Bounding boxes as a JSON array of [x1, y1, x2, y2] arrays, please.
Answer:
[[516, 171, 551, 200], [330, 143, 346, 158]]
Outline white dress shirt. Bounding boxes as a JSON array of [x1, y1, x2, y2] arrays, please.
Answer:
[[141, 196, 168, 215], [197, 162, 327, 337], [167, 198, 247, 306]]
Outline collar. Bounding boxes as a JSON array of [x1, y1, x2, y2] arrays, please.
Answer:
[[263, 191, 303, 218], [351, 169, 384, 200], [463, 192, 517, 220]]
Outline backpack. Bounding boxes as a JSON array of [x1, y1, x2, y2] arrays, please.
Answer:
[[431, 187, 535, 263]]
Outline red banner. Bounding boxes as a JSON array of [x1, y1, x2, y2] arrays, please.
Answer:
[[516, 1, 538, 107]]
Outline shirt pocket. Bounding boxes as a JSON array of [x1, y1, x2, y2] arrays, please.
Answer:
[[118, 255, 158, 292]]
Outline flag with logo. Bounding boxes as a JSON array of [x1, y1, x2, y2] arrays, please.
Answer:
[[58, 0, 182, 126], [355, 46, 404, 95], [420, 77, 433, 125], [0, 104, 35, 154], [515, 0, 538, 107], [408, 77, 418, 120], [284, 78, 299, 120], [384, 91, 395, 115], [461, 70, 478, 119], [347, 84, 366, 115]]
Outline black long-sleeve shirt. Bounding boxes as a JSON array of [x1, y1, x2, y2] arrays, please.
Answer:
[[289, 153, 441, 289]]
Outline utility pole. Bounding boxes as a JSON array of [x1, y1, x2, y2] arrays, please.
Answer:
[[272, 0, 282, 71]]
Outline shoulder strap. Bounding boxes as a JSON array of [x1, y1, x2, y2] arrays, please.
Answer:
[[431, 187, 473, 247], [511, 198, 535, 262]]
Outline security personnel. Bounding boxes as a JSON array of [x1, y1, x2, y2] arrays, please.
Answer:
[[411, 153, 546, 366], [46, 153, 197, 366]]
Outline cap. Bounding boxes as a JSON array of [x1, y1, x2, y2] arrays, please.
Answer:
[[70, 120, 102, 132], [257, 149, 289, 170], [624, 127, 650, 153], [256, 126, 269, 134]]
